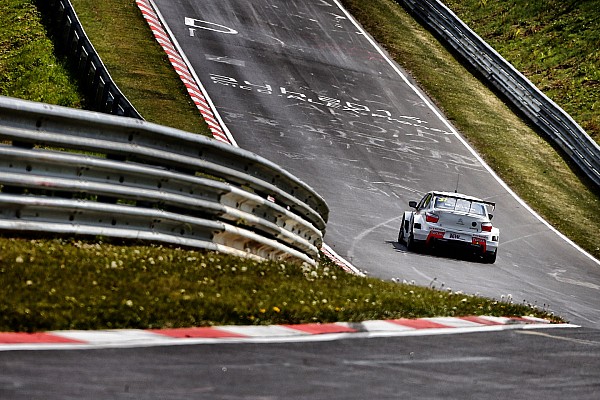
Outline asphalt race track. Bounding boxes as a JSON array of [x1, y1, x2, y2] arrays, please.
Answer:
[[150, 0, 600, 327], [2, 1, 600, 399], [2, 328, 600, 399]]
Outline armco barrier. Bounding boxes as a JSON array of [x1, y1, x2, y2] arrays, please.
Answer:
[[41, 0, 142, 120], [0, 96, 328, 265], [397, 0, 600, 190]]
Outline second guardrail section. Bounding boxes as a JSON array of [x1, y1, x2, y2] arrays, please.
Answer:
[[397, 0, 600, 189]]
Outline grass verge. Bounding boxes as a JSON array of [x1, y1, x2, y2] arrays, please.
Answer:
[[0, 238, 561, 332], [0, 0, 81, 106], [444, 0, 599, 144], [67, 0, 211, 135]]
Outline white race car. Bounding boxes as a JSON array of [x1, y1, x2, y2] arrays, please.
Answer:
[[398, 191, 499, 263]]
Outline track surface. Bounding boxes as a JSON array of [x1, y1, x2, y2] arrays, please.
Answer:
[[2, 2, 600, 398], [151, 0, 600, 327], [2, 328, 599, 399]]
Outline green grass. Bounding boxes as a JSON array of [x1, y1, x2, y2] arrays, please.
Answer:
[[0, 238, 561, 332], [0, 0, 81, 106], [443, 0, 600, 144], [68, 0, 211, 135]]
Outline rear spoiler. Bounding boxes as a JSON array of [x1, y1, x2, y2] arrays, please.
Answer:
[[432, 192, 496, 210]]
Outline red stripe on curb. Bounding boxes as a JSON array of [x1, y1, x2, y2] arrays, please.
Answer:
[[149, 327, 247, 339], [459, 316, 503, 326], [135, 0, 230, 144], [0, 332, 83, 344], [320, 246, 357, 275], [388, 319, 451, 329], [281, 323, 358, 335]]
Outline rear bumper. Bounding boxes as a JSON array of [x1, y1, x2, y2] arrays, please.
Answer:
[[414, 228, 498, 253]]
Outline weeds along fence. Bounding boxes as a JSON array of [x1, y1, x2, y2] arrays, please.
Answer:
[[0, 96, 329, 265], [397, 0, 600, 190], [41, 0, 142, 120]]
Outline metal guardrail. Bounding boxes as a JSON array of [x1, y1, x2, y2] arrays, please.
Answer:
[[0, 96, 329, 265], [397, 0, 600, 189], [41, 0, 142, 119]]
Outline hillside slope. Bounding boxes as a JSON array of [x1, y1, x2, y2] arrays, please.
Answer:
[[0, 0, 80, 106], [445, 0, 599, 144]]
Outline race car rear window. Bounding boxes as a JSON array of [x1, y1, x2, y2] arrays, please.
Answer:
[[435, 197, 486, 215]]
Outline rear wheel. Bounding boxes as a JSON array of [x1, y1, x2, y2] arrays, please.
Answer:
[[483, 250, 497, 264], [406, 230, 416, 251], [398, 216, 406, 243]]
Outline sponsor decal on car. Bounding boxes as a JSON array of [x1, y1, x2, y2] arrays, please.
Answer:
[[426, 229, 445, 244], [472, 236, 487, 252]]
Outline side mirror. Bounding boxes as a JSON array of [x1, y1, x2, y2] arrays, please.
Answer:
[[409, 201, 417, 209], [488, 214, 494, 220]]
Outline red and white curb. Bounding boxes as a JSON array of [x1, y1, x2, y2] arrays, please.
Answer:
[[135, 0, 234, 145], [321, 243, 365, 276], [0, 316, 577, 351]]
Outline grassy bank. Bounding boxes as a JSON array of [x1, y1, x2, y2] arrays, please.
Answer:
[[0, 238, 560, 332], [0, 0, 80, 106], [68, 0, 211, 135], [444, 0, 599, 144]]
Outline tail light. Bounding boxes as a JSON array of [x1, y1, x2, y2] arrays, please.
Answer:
[[425, 213, 439, 223], [481, 222, 493, 232]]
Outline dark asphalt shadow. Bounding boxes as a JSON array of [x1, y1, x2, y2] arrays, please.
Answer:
[[388, 239, 489, 264]]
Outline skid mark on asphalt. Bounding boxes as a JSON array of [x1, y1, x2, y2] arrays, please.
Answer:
[[344, 356, 495, 366], [549, 269, 600, 290], [347, 215, 402, 260], [518, 330, 600, 346]]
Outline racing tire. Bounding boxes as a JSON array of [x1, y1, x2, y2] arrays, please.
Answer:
[[398, 216, 406, 243], [406, 231, 416, 251], [483, 250, 497, 264]]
